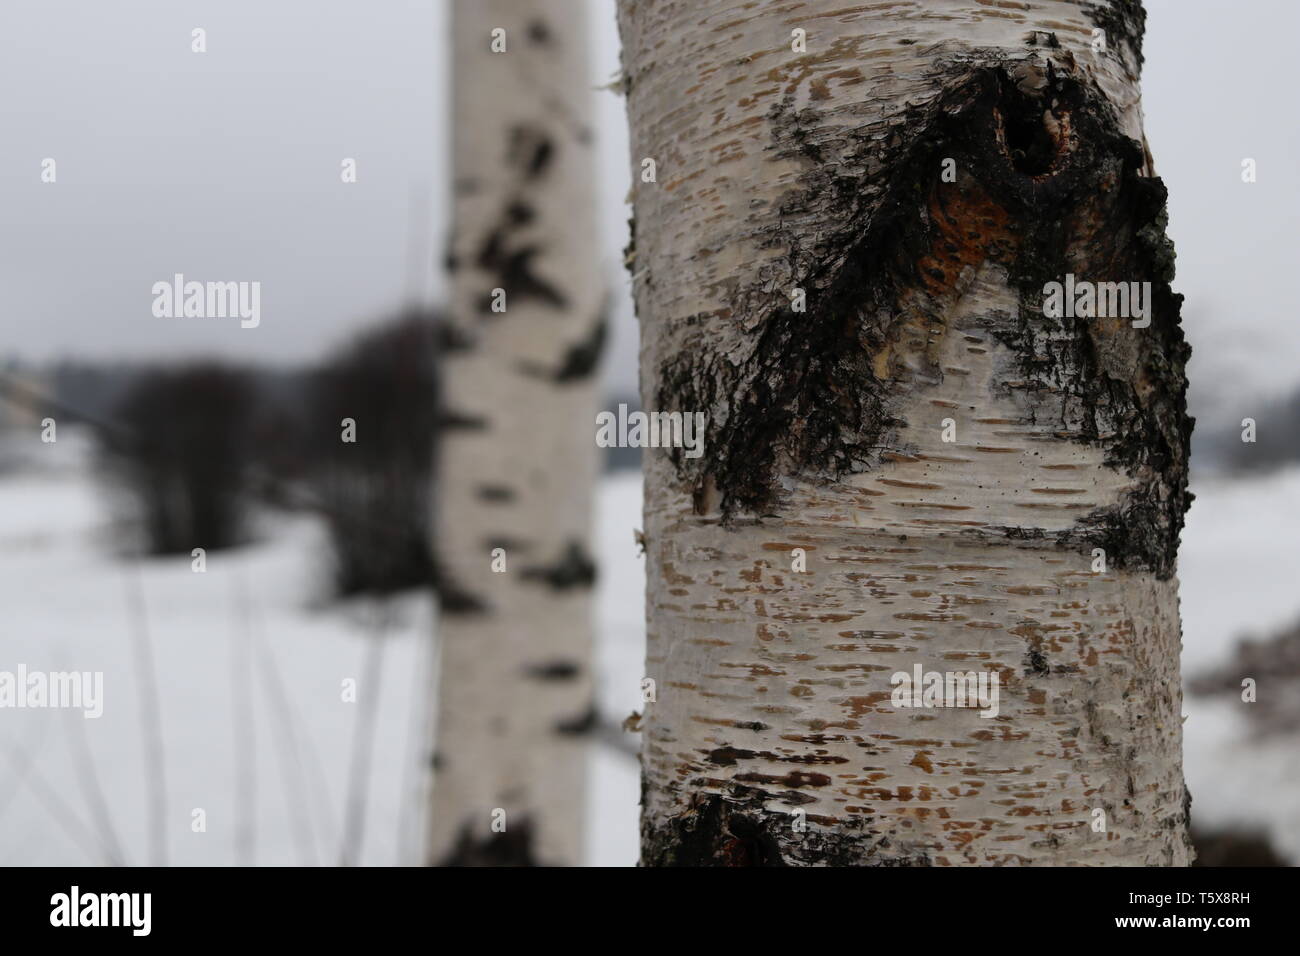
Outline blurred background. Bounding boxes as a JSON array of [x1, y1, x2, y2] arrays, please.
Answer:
[[0, 0, 1296, 866]]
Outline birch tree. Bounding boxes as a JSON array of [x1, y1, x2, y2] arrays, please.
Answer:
[[428, 0, 603, 866], [618, 0, 1193, 865]]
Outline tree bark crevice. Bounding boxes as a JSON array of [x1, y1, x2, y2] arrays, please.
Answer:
[[656, 63, 1189, 579]]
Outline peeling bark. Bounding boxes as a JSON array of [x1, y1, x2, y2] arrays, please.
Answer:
[[620, 0, 1191, 866], [428, 0, 604, 867]]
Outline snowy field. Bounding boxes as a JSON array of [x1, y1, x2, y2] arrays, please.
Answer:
[[1178, 467, 1300, 862], [0, 427, 1295, 865], [0, 427, 642, 866]]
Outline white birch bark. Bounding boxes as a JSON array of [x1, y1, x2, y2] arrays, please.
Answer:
[[428, 0, 603, 867], [618, 0, 1193, 865]]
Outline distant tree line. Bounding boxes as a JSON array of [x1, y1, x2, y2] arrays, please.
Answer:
[[94, 309, 442, 598]]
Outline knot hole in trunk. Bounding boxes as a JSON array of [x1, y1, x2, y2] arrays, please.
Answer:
[[994, 77, 1072, 178]]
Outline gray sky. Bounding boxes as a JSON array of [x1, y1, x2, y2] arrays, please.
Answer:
[[3, 0, 443, 363], [1142, 0, 1300, 414], [2, 0, 1297, 414]]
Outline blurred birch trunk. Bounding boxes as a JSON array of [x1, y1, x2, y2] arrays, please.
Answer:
[[428, 0, 604, 867]]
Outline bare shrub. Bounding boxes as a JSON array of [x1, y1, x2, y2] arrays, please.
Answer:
[[304, 310, 440, 596], [106, 363, 254, 555]]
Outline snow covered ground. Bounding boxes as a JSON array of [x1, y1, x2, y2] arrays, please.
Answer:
[[0, 428, 1295, 865], [0, 427, 644, 866], [1178, 467, 1300, 862]]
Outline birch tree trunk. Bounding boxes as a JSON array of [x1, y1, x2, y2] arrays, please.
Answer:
[[428, 0, 603, 867], [618, 0, 1193, 865]]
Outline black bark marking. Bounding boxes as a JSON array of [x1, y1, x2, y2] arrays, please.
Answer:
[[554, 701, 598, 736], [520, 540, 597, 591], [640, 785, 931, 867], [474, 232, 568, 313], [1023, 645, 1052, 677], [437, 584, 490, 616], [1085, 0, 1146, 74], [526, 19, 552, 46], [978, 71, 1190, 577], [434, 320, 475, 354], [518, 315, 608, 383], [623, 214, 636, 271], [508, 124, 554, 180], [438, 410, 488, 431], [642, 791, 785, 866], [505, 200, 535, 226], [468, 125, 568, 315], [476, 484, 516, 503], [706, 747, 752, 766], [654, 62, 1190, 578], [527, 659, 582, 681], [552, 314, 607, 381], [999, 84, 1058, 175], [706, 746, 847, 767], [437, 816, 542, 867]]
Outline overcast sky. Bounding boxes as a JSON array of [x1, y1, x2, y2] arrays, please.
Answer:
[[2, 0, 1297, 418]]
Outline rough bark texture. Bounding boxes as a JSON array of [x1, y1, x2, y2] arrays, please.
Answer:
[[428, 0, 603, 867], [619, 0, 1192, 866]]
